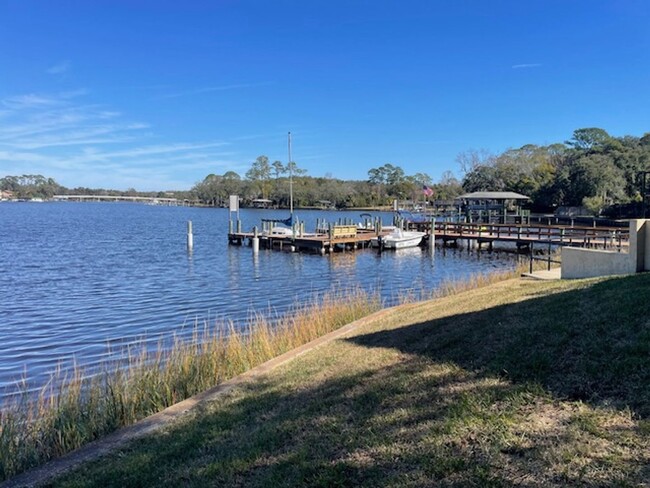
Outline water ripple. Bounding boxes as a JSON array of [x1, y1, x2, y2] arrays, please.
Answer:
[[0, 202, 518, 402]]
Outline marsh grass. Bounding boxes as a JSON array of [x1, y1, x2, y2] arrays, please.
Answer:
[[0, 289, 380, 481]]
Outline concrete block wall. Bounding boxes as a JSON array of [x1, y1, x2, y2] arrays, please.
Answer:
[[561, 219, 649, 279]]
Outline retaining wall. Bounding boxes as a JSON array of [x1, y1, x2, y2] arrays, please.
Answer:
[[561, 220, 649, 279]]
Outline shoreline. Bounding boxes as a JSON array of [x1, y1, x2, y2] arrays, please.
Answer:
[[0, 266, 529, 484]]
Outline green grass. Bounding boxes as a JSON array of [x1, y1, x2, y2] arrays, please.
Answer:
[[46, 273, 650, 487], [0, 289, 380, 482]]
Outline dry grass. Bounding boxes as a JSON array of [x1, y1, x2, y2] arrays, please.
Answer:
[[0, 289, 380, 482]]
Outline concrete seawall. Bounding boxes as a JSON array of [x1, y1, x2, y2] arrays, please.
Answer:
[[562, 219, 650, 279]]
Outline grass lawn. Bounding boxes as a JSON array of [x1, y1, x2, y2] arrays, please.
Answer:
[[52, 274, 650, 487]]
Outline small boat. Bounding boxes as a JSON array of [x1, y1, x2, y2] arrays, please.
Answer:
[[263, 225, 316, 238], [374, 229, 426, 249], [265, 226, 294, 236]]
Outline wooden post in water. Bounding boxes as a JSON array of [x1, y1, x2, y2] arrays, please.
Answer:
[[187, 221, 194, 251]]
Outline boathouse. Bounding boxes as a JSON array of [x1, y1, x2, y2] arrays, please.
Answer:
[[251, 198, 273, 209], [456, 191, 530, 224]]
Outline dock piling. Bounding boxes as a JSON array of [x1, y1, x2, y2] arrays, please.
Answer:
[[252, 226, 259, 254], [187, 220, 194, 251]]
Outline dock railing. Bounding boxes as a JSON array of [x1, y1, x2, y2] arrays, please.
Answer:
[[429, 222, 628, 250]]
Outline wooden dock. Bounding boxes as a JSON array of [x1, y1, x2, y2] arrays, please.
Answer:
[[228, 221, 629, 255], [413, 221, 628, 251], [228, 228, 388, 255]]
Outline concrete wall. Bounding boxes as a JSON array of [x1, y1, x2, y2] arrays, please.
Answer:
[[632, 219, 646, 272], [561, 219, 649, 279], [646, 221, 650, 272], [561, 248, 635, 279]]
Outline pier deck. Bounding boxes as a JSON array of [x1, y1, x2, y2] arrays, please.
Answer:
[[420, 222, 628, 251], [228, 229, 387, 254], [228, 221, 629, 255]]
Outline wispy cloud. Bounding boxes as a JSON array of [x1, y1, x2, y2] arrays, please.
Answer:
[[47, 60, 71, 75], [511, 63, 542, 69], [1, 93, 64, 110], [0, 90, 239, 190], [159, 81, 272, 99]]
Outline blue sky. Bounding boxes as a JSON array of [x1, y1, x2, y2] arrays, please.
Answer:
[[1, 1, 649, 191]]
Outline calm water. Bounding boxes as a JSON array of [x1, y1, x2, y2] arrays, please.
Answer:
[[0, 202, 518, 401]]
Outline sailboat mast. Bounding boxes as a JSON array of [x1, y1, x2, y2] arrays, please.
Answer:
[[288, 131, 293, 215]]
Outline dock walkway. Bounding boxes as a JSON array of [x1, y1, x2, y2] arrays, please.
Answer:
[[228, 221, 628, 255], [424, 222, 628, 251]]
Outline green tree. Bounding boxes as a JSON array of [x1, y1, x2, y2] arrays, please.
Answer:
[[566, 127, 612, 151], [272, 161, 285, 179], [245, 156, 272, 199], [222, 171, 241, 196]]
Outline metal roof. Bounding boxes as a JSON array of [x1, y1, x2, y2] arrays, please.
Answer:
[[456, 191, 530, 201]]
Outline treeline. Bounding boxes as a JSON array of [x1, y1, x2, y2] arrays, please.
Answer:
[[4, 127, 649, 215], [194, 127, 650, 214], [0, 175, 64, 199], [0, 175, 194, 201], [191, 157, 463, 208], [460, 128, 650, 216]]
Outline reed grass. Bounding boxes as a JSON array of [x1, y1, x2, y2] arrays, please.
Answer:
[[0, 289, 380, 481]]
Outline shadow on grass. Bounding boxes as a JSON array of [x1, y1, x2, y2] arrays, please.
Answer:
[[53, 275, 650, 487], [350, 273, 650, 418], [55, 360, 649, 487]]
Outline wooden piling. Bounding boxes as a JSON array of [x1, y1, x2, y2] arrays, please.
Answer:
[[187, 221, 194, 251]]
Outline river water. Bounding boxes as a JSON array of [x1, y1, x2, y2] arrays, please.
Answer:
[[0, 202, 518, 402]]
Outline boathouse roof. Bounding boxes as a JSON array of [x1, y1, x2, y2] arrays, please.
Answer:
[[456, 191, 530, 201]]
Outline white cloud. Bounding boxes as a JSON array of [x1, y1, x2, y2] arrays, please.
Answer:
[[0, 90, 241, 191], [159, 81, 272, 99], [47, 60, 71, 75], [511, 63, 542, 69], [1, 94, 64, 109]]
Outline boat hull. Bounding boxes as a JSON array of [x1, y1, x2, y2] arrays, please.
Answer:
[[376, 230, 426, 249]]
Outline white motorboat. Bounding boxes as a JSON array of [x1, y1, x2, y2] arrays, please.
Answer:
[[369, 226, 398, 247], [374, 229, 426, 249]]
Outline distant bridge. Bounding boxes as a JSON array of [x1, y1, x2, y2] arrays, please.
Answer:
[[53, 195, 185, 205]]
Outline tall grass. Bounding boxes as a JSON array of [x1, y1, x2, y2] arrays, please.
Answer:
[[0, 289, 380, 482]]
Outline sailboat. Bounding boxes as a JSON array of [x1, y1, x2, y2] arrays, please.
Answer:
[[262, 132, 295, 236]]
